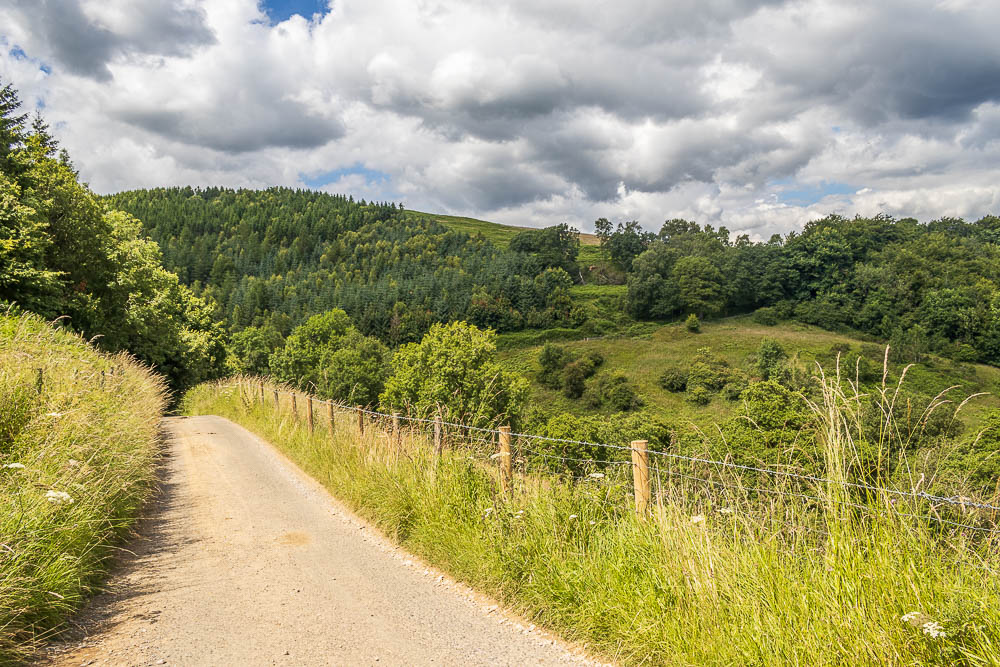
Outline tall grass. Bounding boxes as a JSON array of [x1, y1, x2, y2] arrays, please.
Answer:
[[185, 376, 1000, 665], [0, 312, 167, 663]]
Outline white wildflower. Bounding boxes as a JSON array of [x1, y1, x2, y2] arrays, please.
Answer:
[[46, 412, 63, 417], [2, 463, 25, 470], [588, 472, 605, 479], [483, 507, 493, 518], [45, 490, 73, 505], [588, 520, 596, 525], [568, 514, 578, 520], [691, 514, 706, 524], [717, 507, 734, 515], [67, 459, 80, 468], [922, 621, 946, 639], [901, 611, 921, 623]]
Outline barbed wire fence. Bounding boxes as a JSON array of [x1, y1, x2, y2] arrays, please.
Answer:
[[219, 378, 1000, 541]]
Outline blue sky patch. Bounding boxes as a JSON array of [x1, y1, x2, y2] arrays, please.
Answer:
[[261, 0, 328, 23], [301, 164, 390, 189], [772, 179, 857, 206]]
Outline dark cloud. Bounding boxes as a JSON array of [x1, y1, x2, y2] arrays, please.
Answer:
[[7, 0, 215, 81], [116, 102, 343, 153]]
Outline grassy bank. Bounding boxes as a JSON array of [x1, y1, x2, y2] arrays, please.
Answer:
[[0, 312, 167, 663], [184, 379, 1000, 665]]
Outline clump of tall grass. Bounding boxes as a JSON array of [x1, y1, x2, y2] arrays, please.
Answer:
[[0, 312, 167, 663], [186, 369, 1000, 665]]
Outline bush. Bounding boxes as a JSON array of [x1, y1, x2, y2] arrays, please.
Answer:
[[589, 373, 642, 411], [751, 307, 781, 326], [687, 347, 732, 392], [686, 386, 712, 405], [561, 358, 594, 399], [685, 313, 701, 332], [658, 367, 688, 392], [537, 343, 571, 388], [721, 377, 748, 401], [752, 338, 788, 381], [380, 321, 528, 428]]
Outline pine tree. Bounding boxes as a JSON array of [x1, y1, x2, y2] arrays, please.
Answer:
[[0, 79, 28, 174], [30, 110, 58, 157]]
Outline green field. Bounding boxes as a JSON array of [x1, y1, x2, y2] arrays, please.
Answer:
[[409, 210, 600, 248], [500, 315, 1000, 431]]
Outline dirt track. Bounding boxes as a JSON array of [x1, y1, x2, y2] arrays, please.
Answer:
[[42, 416, 597, 666]]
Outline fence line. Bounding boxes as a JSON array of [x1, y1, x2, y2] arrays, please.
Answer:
[[221, 380, 1000, 534]]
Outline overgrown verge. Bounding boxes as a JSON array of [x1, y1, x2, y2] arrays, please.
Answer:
[[184, 379, 1000, 665], [0, 311, 167, 663]]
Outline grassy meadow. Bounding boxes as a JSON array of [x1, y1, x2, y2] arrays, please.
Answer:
[[500, 314, 1000, 431], [184, 376, 1000, 666], [409, 209, 601, 249], [0, 312, 167, 663]]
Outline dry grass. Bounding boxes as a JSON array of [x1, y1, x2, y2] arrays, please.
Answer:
[[0, 311, 167, 663]]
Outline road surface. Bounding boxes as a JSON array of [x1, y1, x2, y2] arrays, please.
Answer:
[[43, 415, 598, 666]]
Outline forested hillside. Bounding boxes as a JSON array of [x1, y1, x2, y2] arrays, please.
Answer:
[[608, 215, 1000, 366], [107, 188, 578, 344]]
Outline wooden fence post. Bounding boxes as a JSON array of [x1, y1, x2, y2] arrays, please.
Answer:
[[631, 440, 650, 516], [392, 413, 401, 446], [291, 392, 298, 420], [259, 380, 264, 403], [357, 406, 365, 435], [499, 426, 512, 494], [273, 389, 279, 410], [306, 396, 315, 433], [328, 401, 335, 438], [434, 415, 443, 462], [100, 370, 105, 388], [35, 368, 43, 394]]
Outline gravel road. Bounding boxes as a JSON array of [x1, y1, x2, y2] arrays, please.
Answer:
[[42, 415, 599, 667]]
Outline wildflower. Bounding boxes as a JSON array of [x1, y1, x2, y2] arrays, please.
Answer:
[[588, 472, 605, 479], [67, 459, 80, 468], [46, 490, 73, 505], [568, 514, 578, 520], [2, 463, 25, 470], [483, 507, 493, 518], [901, 611, 921, 623], [922, 621, 946, 639], [588, 520, 596, 525], [717, 507, 734, 515], [46, 412, 63, 417], [691, 515, 706, 524]]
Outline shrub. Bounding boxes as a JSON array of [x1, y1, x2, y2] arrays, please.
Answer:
[[687, 347, 732, 392], [589, 373, 642, 411], [686, 386, 712, 405], [751, 306, 780, 326], [380, 321, 528, 428], [561, 358, 594, 399], [752, 338, 788, 381], [685, 313, 701, 332], [537, 343, 571, 388], [658, 367, 688, 392]]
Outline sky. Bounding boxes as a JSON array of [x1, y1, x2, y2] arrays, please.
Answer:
[[2, 0, 1000, 238]]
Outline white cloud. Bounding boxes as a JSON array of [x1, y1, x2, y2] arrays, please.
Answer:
[[2, 0, 999, 237]]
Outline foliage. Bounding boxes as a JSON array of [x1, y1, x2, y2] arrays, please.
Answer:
[[595, 219, 654, 271], [380, 321, 528, 428], [0, 81, 225, 394], [508, 223, 580, 275], [685, 313, 700, 332], [268, 309, 389, 406], [228, 325, 284, 376], [751, 338, 788, 381], [587, 373, 642, 411], [658, 366, 688, 392], [0, 312, 167, 661]]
